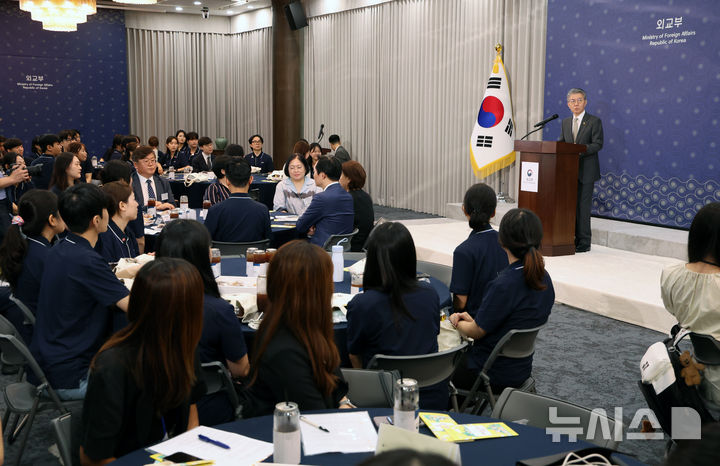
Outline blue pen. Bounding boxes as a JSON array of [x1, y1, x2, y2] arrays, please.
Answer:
[[198, 434, 230, 449]]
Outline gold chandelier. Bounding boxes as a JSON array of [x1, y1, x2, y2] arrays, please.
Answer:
[[19, 0, 159, 32]]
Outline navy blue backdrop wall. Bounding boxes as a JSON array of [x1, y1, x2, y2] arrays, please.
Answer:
[[544, 0, 720, 228], [0, 4, 129, 159]]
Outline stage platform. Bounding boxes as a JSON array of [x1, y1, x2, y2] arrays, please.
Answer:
[[401, 210, 685, 334]]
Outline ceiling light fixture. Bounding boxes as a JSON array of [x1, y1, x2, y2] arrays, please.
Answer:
[[112, 0, 158, 5], [20, 0, 97, 32]]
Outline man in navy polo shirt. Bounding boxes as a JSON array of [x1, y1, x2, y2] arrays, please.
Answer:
[[204, 157, 271, 242], [30, 133, 62, 190], [296, 156, 354, 247], [31, 183, 130, 400]]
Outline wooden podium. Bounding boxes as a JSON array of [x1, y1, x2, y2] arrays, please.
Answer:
[[514, 141, 586, 257]]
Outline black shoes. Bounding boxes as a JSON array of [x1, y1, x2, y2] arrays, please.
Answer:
[[575, 245, 591, 253]]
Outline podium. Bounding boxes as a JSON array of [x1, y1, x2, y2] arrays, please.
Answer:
[[514, 141, 586, 257]]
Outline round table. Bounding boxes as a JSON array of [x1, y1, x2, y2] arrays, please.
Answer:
[[166, 173, 278, 210], [111, 408, 644, 466]]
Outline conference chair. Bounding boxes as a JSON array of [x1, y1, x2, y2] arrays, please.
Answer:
[[323, 228, 359, 252], [689, 332, 720, 366], [8, 294, 35, 326], [201, 361, 242, 420], [416, 260, 453, 288], [340, 368, 400, 408], [212, 239, 270, 257], [367, 342, 468, 412], [0, 317, 71, 465], [491, 388, 623, 450], [458, 324, 546, 414], [51, 412, 76, 466], [0, 315, 27, 382]]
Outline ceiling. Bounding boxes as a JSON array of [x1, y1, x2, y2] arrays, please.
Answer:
[[97, 0, 272, 16]]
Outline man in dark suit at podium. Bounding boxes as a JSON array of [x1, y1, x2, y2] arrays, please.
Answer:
[[559, 88, 603, 253]]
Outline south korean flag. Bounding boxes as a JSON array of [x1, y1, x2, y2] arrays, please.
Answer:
[[470, 46, 516, 179]]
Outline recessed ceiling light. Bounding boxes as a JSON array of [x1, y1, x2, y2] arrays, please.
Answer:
[[193, 1, 201, 5], [227, 10, 234, 14], [175, 6, 183, 11], [248, 5, 254, 8]]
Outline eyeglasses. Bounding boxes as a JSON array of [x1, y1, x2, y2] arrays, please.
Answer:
[[568, 98, 585, 104], [139, 158, 157, 164], [251, 139, 262, 144]]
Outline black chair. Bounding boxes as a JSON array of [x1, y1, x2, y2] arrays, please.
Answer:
[[323, 228, 359, 252], [416, 260, 453, 287], [459, 324, 546, 414], [367, 342, 468, 412], [340, 368, 399, 408], [689, 333, 720, 365], [51, 412, 74, 466], [212, 239, 270, 257], [201, 361, 242, 420]]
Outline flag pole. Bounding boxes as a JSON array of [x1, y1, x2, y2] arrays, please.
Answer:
[[494, 44, 515, 204]]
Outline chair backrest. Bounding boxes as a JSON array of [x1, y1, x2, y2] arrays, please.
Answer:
[[340, 368, 400, 408], [9, 293, 36, 325], [367, 342, 468, 388], [212, 239, 270, 257], [323, 228, 359, 251], [201, 361, 241, 419], [689, 333, 720, 365], [481, 324, 546, 374], [0, 314, 28, 367], [491, 388, 623, 450], [52, 413, 74, 466], [416, 260, 453, 287]]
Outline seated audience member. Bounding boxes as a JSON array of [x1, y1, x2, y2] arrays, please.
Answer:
[[339, 160, 374, 252], [203, 155, 232, 206], [346, 222, 445, 408], [328, 134, 351, 163], [48, 152, 82, 195], [156, 220, 249, 426], [204, 158, 271, 242], [296, 156, 354, 247], [102, 134, 124, 162], [661, 202, 720, 404], [30, 133, 62, 190], [29, 135, 42, 165], [148, 136, 164, 163], [225, 143, 244, 158], [67, 141, 93, 183], [0, 155, 30, 241], [450, 208, 554, 395], [307, 142, 322, 177], [245, 134, 274, 173], [191, 136, 215, 172], [4, 138, 26, 164], [0, 190, 65, 342], [292, 140, 310, 162], [96, 181, 139, 263], [131, 146, 175, 253], [450, 183, 508, 316], [58, 129, 76, 152], [99, 160, 132, 185], [162, 135, 188, 170], [186, 131, 201, 164], [273, 153, 319, 216], [79, 258, 206, 464], [120, 136, 137, 163], [2, 151, 35, 206], [245, 240, 350, 416], [31, 184, 130, 400]]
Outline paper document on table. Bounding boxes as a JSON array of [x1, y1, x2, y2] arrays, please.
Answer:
[[150, 425, 273, 466], [299, 411, 378, 455]]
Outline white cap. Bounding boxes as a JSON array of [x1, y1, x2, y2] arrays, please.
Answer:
[[332, 245, 343, 253], [640, 342, 676, 394]]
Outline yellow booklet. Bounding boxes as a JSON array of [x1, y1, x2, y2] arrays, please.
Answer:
[[419, 412, 519, 443]]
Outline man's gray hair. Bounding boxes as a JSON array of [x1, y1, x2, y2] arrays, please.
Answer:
[[567, 88, 587, 100]]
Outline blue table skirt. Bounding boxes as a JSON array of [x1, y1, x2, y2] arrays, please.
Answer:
[[112, 408, 644, 466], [167, 173, 278, 210]]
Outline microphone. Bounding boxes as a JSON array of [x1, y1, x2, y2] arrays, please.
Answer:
[[317, 124, 325, 140], [533, 114, 559, 127]]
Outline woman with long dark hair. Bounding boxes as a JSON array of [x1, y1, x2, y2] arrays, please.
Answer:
[[0, 190, 65, 342], [156, 219, 249, 425], [102, 134, 124, 162], [450, 208, 554, 395], [48, 152, 82, 194], [346, 222, 443, 407], [246, 240, 350, 416], [79, 258, 206, 464], [163, 135, 189, 170]]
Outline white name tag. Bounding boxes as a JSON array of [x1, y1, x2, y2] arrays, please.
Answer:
[[161, 193, 168, 201]]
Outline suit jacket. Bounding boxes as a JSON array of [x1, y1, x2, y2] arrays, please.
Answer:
[[30, 155, 55, 190], [191, 153, 215, 173], [296, 182, 354, 247], [560, 113, 603, 183], [334, 145, 351, 164], [131, 172, 175, 207]]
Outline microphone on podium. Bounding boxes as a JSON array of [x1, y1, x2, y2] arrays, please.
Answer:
[[317, 124, 325, 141], [533, 114, 559, 128]]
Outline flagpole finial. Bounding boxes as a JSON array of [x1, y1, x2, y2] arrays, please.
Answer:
[[495, 44, 503, 54]]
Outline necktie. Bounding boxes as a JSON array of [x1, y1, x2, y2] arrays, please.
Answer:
[[572, 117, 579, 142], [146, 179, 156, 201], [207, 156, 212, 170]]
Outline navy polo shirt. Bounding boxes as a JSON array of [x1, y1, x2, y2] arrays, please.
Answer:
[[450, 227, 508, 316], [29, 155, 55, 190], [204, 192, 271, 242], [15, 235, 50, 314], [468, 261, 554, 387], [95, 219, 140, 263], [197, 294, 248, 365], [31, 233, 130, 389], [244, 152, 274, 173]]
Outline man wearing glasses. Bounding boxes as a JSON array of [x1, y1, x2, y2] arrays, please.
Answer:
[[130, 146, 175, 252], [559, 88, 604, 253], [245, 134, 274, 173]]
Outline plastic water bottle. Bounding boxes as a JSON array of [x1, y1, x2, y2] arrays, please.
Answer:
[[394, 378, 419, 432], [332, 245, 344, 283], [91, 156, 97, 168], [273, 402, 300, 464]]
